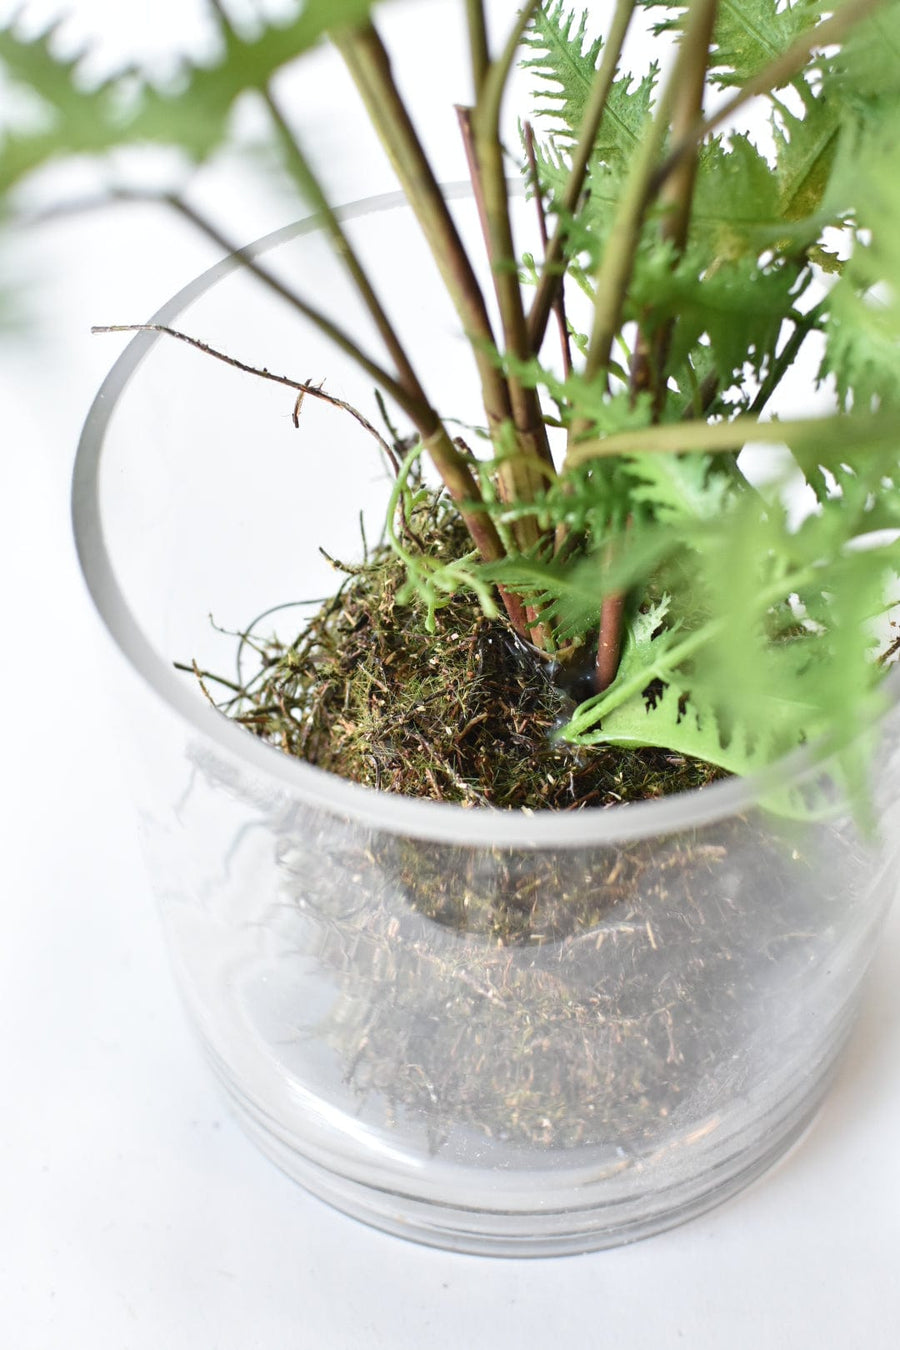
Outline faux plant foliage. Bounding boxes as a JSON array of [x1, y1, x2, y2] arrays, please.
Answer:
[[3, 0, 900, 799]]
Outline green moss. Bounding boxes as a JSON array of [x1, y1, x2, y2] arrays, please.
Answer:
[[204, 493, 723, 812]]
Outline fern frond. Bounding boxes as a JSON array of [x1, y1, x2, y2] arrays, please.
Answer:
[[621, 452, 736, 522], [523, 3, 657, 166], [0, 0, 378, 192], [709, 0, 823, 88]]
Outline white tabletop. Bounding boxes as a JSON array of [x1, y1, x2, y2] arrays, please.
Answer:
[[3, 4, 900, 1344]]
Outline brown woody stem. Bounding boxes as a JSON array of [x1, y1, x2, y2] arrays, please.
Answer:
[[596, 586, 627, 692]]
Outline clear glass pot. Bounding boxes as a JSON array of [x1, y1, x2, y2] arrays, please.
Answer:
[[72, 191, 900, 1256]]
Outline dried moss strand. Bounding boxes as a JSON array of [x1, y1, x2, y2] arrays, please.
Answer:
[[206, 491, 723, 812]]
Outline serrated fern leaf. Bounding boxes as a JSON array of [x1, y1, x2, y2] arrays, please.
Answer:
[[572, 673, 781, 777], [691, 135, 782, 256], [522, 1, 603, 140], [621, 452, 734, 522], [773, 95, 842, 226], [0, 0, 378, 193], [523, 3, 656, 169], [710, 0, 823, 88], [0, 23, 128, 192]]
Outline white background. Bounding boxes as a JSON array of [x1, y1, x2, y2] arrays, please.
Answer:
[[2, 2, 900, 1345]]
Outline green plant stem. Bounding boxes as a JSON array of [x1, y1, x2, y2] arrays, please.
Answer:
[[651, 0, 889, 200], [527, 0, 638, 354], [631, 0, 718, 411], [580, 0, 717, 692], [455, 104, 494, 259], [469, 0, 556, 505], [457, 100, 556, 640], [747, 299, 826, 419], [465, 0, 490, 94], [565, 408, 896, 467], [577, 0, 721, 403], [522, 120, 571, 377], [334, 23, 514, 435], [260, 82, 425, 402]]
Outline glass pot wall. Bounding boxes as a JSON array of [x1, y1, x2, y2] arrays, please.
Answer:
[[73, 193, 900, 1256]]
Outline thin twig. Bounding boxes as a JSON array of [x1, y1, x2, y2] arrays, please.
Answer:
[[159, 193, 508, 574], [162, 192, 413, 412], [207, 0, 428, 410], [93, 319, 517, 610], [30, 182, 415, 415], [90, 322, 402, 473], [174, 660, 243, 694]]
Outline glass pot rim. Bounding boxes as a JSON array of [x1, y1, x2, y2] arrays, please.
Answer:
[[71, 185, 900, 849]]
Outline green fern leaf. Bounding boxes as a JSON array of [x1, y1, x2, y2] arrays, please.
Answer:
[[630, 247, 798, 387], [773, 96, 841, 225], [622, 453, 734, 523], [523, 1, 603, 140], [690, 134, 782, 257], [709, 0, 822, 88], [0, 23, 128, 192], [523, 4, 657, 168], [0, 1, 379, 192]]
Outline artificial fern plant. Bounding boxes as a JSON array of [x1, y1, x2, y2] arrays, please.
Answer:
[[3, 0, 900, 807]]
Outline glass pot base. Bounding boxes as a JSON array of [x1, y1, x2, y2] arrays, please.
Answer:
[[213, 1030, 843, 1256]]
